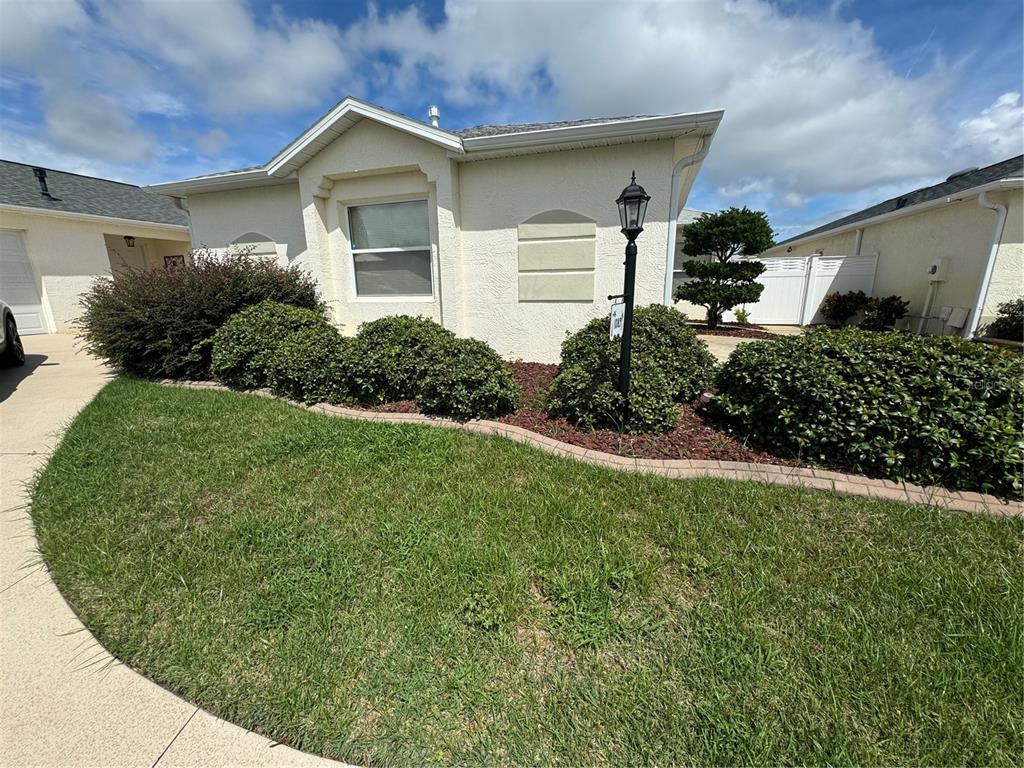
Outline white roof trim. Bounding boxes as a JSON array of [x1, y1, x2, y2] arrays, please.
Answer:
[[0, 203, 191, 233], [266, 97, 464, 177], [147, 169, 281, 196], [461, 110, 723, 153], [764, 178, 1024, 254]]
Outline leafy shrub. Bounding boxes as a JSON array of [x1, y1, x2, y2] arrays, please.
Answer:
[[711, 327, 1024, 497], [547, 304, 716, 433], [265, 325, 355, 404], [416, 336, 519, 420], [348, 315, 455, 403], [987, 298, 1023, 341], [734, 308, 750, 325], [862, 295, 910, 330], [819, 290, 867, 326], [79, 249, 321, 379], [673, 259, 766, 329], [210, 301, 330, 390]]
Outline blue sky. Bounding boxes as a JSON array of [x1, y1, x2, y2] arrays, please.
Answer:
[[1, 0, 1021, 238]]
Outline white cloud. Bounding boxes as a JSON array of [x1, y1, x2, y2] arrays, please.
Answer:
[[955, 92, 1024, 159]]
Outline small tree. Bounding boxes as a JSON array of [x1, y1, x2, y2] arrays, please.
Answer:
[[673, 207, 774, 328]]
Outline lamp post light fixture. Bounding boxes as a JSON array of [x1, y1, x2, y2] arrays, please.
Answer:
[[613, 171, 651, 415]]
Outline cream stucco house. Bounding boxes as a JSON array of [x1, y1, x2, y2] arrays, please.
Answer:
[[150, 97, 723, 362], [0, 160, 192, 334], [749, 156, 1023, 337]]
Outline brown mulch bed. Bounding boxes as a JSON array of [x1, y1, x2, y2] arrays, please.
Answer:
[[364, 362, 790, 464], [689, 323, 778, 340]]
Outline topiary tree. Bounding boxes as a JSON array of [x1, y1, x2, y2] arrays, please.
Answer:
[[673, 207, 774, 329]]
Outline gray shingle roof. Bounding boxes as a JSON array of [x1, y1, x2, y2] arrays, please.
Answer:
[[0, 159, 189, 226], [778, 155, 1024, 245], [454, 115, 653, 138]]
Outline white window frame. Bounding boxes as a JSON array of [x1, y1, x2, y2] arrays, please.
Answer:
[[347, 198, 435, 303]]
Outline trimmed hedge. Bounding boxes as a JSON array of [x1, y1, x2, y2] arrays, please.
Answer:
[[547, 304, 716, 433], [210, 301, 331, 390], [711, 327, 1024, 498], [348, 315, 456, 403], [988, 299, 1023, 342], [416, 336, 519, 420], [265, 325, 354, 405], [79, 250, 321, 379]]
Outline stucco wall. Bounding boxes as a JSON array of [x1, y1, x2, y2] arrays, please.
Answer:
[[760, 187, 1023, 333], [0, 209, 189, 331], [457, 140, 677, 361], [296, 119, 457, 333], [186, 183, 309, 270]]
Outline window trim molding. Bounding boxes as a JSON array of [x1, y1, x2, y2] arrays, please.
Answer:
[[345, 197, 436, 301]]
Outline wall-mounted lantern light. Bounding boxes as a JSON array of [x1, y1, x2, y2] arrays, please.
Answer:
[[123, 235, 136, 248]]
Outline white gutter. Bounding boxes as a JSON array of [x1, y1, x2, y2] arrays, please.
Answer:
[[965, 190, 1009, 338], [766, 178, 1023, 255], [0, 203, 190, 233], [663, 133, 715, 304]]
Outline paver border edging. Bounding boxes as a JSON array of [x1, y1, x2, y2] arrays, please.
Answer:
[[161, 380, 1022, 519]]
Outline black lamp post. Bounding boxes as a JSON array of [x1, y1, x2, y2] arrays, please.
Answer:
[[614, 171, 651, 413]]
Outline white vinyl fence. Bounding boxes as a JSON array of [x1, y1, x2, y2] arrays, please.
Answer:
[[729, 253, 878, 326]]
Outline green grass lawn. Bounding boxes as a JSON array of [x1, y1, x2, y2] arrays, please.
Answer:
[[31, 378, 1022, 766]]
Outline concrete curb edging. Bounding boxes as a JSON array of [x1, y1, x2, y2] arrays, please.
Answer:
[[163, 380, 1022, 519]]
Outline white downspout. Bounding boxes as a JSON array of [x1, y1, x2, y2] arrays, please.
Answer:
[[966, 190, 1007, 338], [663, 134, 714, 305]]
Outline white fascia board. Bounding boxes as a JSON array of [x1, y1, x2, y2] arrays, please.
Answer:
[[0, 203, 190, 233], [145, 169, 280, 196], [765, 178, 1024, 254], [265, 98, 464, 177], [461, 109, 724, 154]]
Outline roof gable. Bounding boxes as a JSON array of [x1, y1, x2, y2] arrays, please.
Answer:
[[0, 160, 189, 227]]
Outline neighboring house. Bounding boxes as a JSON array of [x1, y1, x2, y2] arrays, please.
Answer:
[[748, 156, 1023, 335], [0, 160, 191, 334], [150, 97, 723, 361]]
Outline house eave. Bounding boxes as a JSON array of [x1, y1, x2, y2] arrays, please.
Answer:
[[0, 203, 191, 233], [766, 178, 1024, 254], [145, 170, 293, 196]]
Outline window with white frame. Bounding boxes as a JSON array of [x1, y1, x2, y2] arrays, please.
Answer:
[[348, 200, 432, 297]]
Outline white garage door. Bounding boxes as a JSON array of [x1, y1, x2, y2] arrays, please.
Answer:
[[0, 229, 47, 335]]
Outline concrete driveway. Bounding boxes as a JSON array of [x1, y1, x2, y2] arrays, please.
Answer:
[[0, 334, 334, 767]]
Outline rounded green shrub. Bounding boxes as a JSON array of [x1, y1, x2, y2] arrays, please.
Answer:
[[416, 336, 520, 420], [547, 304, 716, 433], [987, 298, 1023, 342], [265, 325, 354, 404], [210, 301, 331, 390], [348, 315, 456, 403], [711, 327, 1024, 498], [79, 249, 321, 379]]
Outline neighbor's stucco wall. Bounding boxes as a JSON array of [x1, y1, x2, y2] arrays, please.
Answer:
[[186, 183, 309, 270], [457, 139, 677, 361], [981, 188, 1023, 326], [760, 187, 1023, 333], [0, 208, 189, 331]]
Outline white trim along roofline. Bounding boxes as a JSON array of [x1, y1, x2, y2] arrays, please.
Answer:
[[0, 203, 191, 233], [765, 178, 1024, 255], [147, 98, 724, 196]]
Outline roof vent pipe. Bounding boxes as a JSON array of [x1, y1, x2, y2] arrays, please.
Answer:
[[33, 167, 60, 200], [427, 105, 440, 128]]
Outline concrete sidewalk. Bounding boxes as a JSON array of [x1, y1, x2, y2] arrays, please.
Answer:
[[0, 334, 334, 768]]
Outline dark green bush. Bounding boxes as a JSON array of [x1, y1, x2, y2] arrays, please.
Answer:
[[265, 325, 354, 404], [348, 315, 455, 403], [862, 295, 910, 330], [711, 327, 1024, 497], [547, 304, 716, 433], [416, 336, 519, 420], [819, 290, 867, 326], [987, 298, 1023, 341], [210, 301, 330, 389], [79, 249, 321, 379]]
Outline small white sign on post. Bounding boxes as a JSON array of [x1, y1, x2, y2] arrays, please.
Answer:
[[609, 302, 625, 340]]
